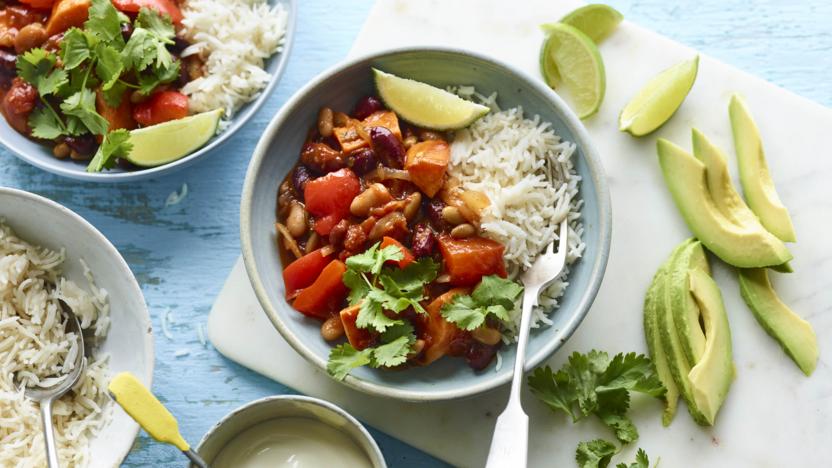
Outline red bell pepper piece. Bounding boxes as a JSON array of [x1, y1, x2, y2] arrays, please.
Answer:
[[112, 0, 183, 23], [133, 91, 189, 127], [282, 248, 334, 298], [19, 0, 54, 10], [380, 236, 414, 269], [292, 260, 348, 319], [303, 168, 361, 236], [339, 304, 374, 350], [438, 235, 507, 287]]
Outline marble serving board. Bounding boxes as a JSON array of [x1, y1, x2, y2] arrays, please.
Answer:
[[209, 0, 832, 466]]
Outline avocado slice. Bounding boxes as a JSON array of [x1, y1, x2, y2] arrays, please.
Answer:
[[687, 268, 735, 425], [656, 138, 792, 268], [643, 253, 680, 426], [738, 268, 818, 375], [668, 240, 709, 365], [656, 240, 709, 425], [729, 95, 796, 242]]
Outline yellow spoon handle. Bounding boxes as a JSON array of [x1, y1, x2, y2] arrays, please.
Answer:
[[108, 372, 190, 451]]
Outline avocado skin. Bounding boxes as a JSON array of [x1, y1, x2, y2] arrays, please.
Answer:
[[644, 252, 680, 426], [656, 138, 792, 268], [687, 268, 735, 426], [738, 268, 818, 376], [729, 95, 797, 243]]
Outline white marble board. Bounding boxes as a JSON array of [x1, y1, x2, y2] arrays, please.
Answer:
[[208, 0, 832, 466]]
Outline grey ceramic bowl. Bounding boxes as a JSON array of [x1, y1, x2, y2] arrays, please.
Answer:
[[193, 395, 386, 467], [0, 187, 153, 467], [240, 47, 612, 401], [0, 0, 295, 183]]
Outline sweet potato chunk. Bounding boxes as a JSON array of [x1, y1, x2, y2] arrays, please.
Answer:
[[417, 288, 468, 365], [363, 110, 401, 139], [333, 111, 401, 154], [96, 89, 135, 133], [340, 304, 374, 350], [438, 235, 507, 287], [45, 0, 90, 36], [405, 140, 450, 197]]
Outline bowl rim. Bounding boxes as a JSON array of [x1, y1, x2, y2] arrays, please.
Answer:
[[240, 46, 612, 401], [0, 0, 297, 183], [0, 186, 154, 465], [194, 394, 387, 467]]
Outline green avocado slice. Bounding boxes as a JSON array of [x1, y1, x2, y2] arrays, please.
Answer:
[[729, 95, 796, 243], [656, 240, 708, 425], [738, 268, 818, 376], [668, 240, 709, 365], [657, 138, 792, 268], [643, 252, 680, 426], [687, 268, 735, 426]]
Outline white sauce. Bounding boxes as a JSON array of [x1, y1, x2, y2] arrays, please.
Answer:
[[212, 417, 373, 468]]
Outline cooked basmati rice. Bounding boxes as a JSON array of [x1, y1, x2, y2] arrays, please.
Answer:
[[448, 90, 585, 340], [0, 223, 111, 467], [180, 0, 288, 126]]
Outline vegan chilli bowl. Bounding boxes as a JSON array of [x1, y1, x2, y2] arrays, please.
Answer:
[[241, 49, 610, 400], [0, 0, 291, 179]]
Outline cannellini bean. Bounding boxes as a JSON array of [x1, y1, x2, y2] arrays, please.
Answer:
[[320, 316, 345, 341], [403, 192, 422, 220], [442, 206, 465, 225], [450, 223, 476, 239], [286, 201, 308, 238], [317, 107, 334, 137], [350, 183, 393, 216], [471, 326, 502, 346]]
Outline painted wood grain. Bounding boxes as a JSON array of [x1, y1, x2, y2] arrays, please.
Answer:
[[0, 0, 828, 466]]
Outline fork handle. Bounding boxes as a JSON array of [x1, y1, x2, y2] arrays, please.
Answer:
[[40, 398, 60, 468]]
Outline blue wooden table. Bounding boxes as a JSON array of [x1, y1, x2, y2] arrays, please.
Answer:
[[1, 0, 829, 466]]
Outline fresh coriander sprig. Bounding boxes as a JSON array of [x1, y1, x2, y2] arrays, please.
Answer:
[[440, 275, 523, 330], [327, 322, 416, 380], [576, 440, 650, 468]]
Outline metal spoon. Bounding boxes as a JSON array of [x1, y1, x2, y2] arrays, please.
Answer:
[[23, 300, 86, 468], [485, 219, 569, 467]]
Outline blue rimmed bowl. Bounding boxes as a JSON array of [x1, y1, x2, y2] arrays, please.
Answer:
[[0, 0, 296, 182], [241, 47, 612, 401]]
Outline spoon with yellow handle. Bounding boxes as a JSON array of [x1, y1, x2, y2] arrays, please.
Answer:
[[108, 372, 208, 468]]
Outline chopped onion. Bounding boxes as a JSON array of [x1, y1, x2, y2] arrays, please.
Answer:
[[275, 223, 302, 258]]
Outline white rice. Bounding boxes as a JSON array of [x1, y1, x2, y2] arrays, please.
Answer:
[[448, 89, 585, 340], [0, 223, 111, 467], [180, 0, 288, 126]]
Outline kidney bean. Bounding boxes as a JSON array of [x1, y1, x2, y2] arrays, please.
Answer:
[[301, 142, 346, 174], [0, 50, 18, 90], [411, 223, 436, 258], [466, 341, 499, 371], [292, 165, 314, 195], [121, 22, 135, 42], [64, 134, 98, 156], [329, 219, 350, 248], [349, 147, 378, 175], [426, 199, 447, 230], [369, 126, 405, 168], [352, 95, 384, 120]]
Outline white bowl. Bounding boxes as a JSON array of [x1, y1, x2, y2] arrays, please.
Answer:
[[0, 187, 153, 467]]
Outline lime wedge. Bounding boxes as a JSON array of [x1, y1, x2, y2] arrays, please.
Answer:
[[372, 69, 490, 130], [542, 4, 623, 44], [540, 23, 605, 119], [619, 56, 699, 136], [126, 109, 223, 167]]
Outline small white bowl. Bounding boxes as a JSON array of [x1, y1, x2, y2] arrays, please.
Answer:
[[0, 187, 153, 467], [194, 395, 387, 467]]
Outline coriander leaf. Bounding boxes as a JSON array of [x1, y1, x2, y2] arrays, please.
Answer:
[[28, 106, 64, 140], [327, 343, 372, 381], [94, 44, 124, 90], [38, 68, 68, 97], [86, 129, 132, 172], [136, 7, 175, 41], [355, 293, 402, 333], [61, 88, 109, 135], [369, 286, 415, 314], [64, 115, 88, 136], [60, 28, 91, 70], [136, 60, 179, 94], [596, 352, 665, 398], [528, 365, 578, 420], [342, 269, 370, 306], [101, 79, 128, 108], [371, 335, 413, 368], [16, 49, 67, 97], [576, 439, 617, 468], [597, 408, 638, 444], [345, 242, 402, 275], [379, 321, 415, 343], [85, 0, 125, 44], [382, 258, 439, 294], [440, 294, 488, 331], [563, 351, 605, 417], [472, 275, 523, 310], [485, 304, 511, 322], [121, 28, 156, 71], [615, 448, 650, 468]]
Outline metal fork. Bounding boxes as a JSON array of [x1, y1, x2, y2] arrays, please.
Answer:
[[485, 219, 570, 468]]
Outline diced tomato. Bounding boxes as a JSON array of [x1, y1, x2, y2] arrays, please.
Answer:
[[282, 248, 334, 298], [380, 236, 414, 269], [292, 260, 348, 320], [339, 304, 374, 350], [19, 0, 54, 10], [132, 91, 189, 127], [303, 168, 361, 236], [416, 288, 468, 365], [438, 236, 507, 286], [112, 0, 183, 23], [405, 140, 450, 197]]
